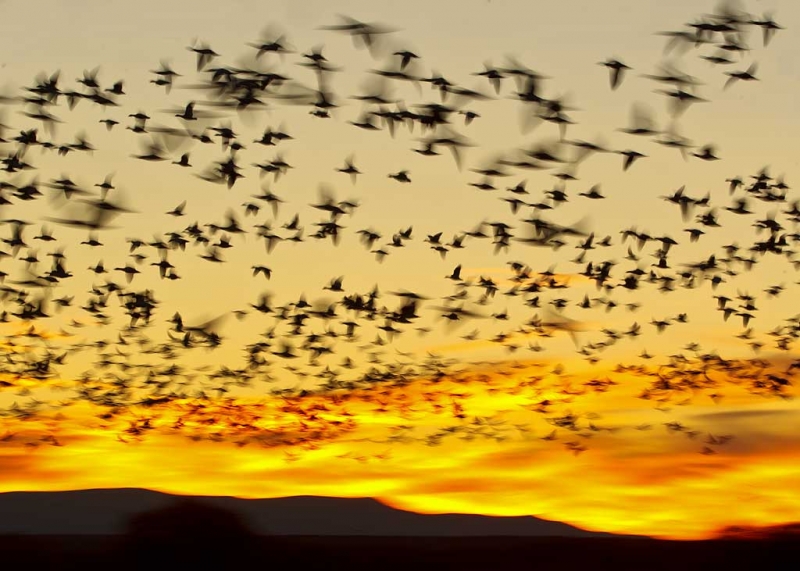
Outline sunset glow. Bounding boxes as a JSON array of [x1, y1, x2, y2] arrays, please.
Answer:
[[2, 359, 799, 538]]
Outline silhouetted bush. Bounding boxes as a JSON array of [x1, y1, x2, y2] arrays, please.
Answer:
[[122, 499, 259, 567]]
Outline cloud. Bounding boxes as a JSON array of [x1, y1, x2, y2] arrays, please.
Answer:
[[0, 453, 37, 477], [689, 408, 798, 423]]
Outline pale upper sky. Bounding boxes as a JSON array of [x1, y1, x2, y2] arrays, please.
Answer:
[[0, 0, 793, 378]]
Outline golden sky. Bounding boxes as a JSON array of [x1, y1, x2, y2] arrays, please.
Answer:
[[0, 0, 799, 540]]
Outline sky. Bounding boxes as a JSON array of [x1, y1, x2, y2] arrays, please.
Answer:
[[0, 0, 799, 539]]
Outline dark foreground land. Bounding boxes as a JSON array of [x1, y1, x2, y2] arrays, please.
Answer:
[[0, 535, 797, 570]]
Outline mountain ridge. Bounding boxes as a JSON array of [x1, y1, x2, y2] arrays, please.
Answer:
[[0, 488, 626, 537]]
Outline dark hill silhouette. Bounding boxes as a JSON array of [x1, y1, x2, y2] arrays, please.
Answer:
[[123, 499, 259, 566], [0, 488, 621, 537]]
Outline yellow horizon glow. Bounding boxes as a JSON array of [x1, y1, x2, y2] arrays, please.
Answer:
[[2, 360, 799, 540]]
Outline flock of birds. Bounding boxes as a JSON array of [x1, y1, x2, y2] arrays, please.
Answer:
[[0, 1, 797, 462]]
